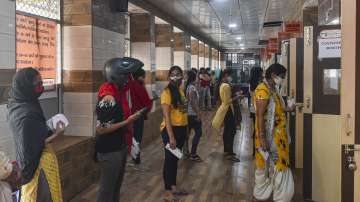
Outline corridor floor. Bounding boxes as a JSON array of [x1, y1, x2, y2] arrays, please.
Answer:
[[72, 106, 304, 202]]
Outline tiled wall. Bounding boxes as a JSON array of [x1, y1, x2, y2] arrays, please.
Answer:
[[191, 55, 199, 69], [93, 26, 125, 70], [0, 0, 15, 159], [156, 47, 172, 70]]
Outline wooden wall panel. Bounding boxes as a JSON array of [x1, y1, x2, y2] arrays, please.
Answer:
[[174, 32, 185, 51], [63, 70, 104, 92], [199, 43, 205, 56], [63, 0, 92, 26], [131, 14, 152, 42], [191, 40, 199, 55], [205, 46, 210, 58], [155, 24, 172, 47]]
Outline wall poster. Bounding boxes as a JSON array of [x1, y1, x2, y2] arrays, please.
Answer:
[[16, 14, 57, 89]]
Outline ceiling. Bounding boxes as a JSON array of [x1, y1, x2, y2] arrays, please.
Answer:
[[129, 0, 308, 50]]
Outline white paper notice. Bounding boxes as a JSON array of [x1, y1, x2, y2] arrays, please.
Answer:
[[318, 29, 341, 59]]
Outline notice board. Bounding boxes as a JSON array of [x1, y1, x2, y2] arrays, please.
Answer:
[[16, 14, 57, 88]]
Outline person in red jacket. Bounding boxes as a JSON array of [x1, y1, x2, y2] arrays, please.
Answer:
[[129, 68, 153, 166]]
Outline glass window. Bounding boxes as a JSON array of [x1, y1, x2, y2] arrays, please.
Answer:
[[17, 0, 60, 20], [323, 69, 341, 95], [232, 54, 238, 64]]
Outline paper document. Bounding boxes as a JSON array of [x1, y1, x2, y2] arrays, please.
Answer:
[[46, 114, 69, 131], [165, 144, 183, 159]]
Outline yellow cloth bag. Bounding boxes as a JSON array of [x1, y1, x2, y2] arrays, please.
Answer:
[[21, 144, 63, 202], [212, 83, 234, 130]]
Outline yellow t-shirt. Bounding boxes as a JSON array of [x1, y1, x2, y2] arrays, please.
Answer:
[[160, 88, 188, 130]]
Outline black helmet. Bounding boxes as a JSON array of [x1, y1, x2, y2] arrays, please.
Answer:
[[103, 57, 144, 86]]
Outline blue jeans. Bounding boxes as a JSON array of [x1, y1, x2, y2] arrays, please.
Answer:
[[184, 116, 202, 155]]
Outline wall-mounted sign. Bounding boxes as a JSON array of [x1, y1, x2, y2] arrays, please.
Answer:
[[318, 29, 341, 59], [284, 21, 302, 33], [16, 14, 57, 88]]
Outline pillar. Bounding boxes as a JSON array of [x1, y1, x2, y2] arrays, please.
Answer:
[[211, 48, 219, 69], [199, 41, 205, 68], [205, 44, 210, 68], [0, 0, 15, 159], [155, 22, 173, 91], [63, 0, 127, 137], [191, 38, 199, 69], [220, 52, 226, 69], [130, 13, 156, 99], [173, 31, 191, 71]]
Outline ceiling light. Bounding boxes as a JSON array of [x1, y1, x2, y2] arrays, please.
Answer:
[[236, 37, 242, 40], [241, 47, 245, 50], [240, 44, 244, 46], [229, 23, 237, 28]]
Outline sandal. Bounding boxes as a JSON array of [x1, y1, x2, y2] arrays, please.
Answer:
[[173, 189, 190, 196], [189, 154, 203, 162], [227, 155, 240, 162]]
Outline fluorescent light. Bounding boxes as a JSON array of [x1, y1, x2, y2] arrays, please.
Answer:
[[236, 37, 242, 40], [240, 47, 245, 50], [240, 44, 244, 46], [229, 23, 237, 28]]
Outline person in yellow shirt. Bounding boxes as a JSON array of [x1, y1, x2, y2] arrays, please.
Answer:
[[253, 63, 295, 202], [160, 66, 188, 202], [212, 69, 242, 162]]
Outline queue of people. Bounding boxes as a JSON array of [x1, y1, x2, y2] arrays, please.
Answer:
[[1, 58, 295, 202]]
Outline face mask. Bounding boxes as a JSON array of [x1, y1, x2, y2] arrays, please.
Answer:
[[227, 76, 233, 83], [273, 76, 283, 86], [34, 83, 44, 97]]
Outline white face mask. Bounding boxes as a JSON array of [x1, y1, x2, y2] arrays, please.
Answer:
[[227, 76, 233, 83], [273, 76, 283, 86]]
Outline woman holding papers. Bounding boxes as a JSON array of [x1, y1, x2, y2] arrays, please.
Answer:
[[160, 66, 188, 202], [253, 63, 295, 202], [8, 68, 65, 202]]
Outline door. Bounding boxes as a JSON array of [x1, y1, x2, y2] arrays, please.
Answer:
[[341, 0, 360, 201], [289, 38, 304, 169], [303, 24, 342, 202]]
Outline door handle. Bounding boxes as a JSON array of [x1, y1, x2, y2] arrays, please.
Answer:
[[345, 114, 352, 136]]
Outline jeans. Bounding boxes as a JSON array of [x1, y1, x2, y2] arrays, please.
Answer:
[[200, 87, 211, 109], [97, 147, 127, 202], [223, 109, 236, 154], [133, 116, 145, 164], [161, 126, 187, 190], [184, 116, 202, 155]]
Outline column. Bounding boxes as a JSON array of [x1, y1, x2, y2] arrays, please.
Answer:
[[155, 22, 173, 91], [63, 0, 127, 137], [191, 38, 199, 69], [199, 41, 205, 68], [220, 52, 226, 69], [0, 0, 15, 159], [205, 44, 210, 68], [173, 31, 191, 71], [212, 48, 219, 69], [130, 13, 156, 98]]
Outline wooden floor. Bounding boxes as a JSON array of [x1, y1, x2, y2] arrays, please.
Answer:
[[71, 106, 305, 202]]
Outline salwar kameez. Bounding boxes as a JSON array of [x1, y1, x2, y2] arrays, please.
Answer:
[[253, 82, 294, 202]]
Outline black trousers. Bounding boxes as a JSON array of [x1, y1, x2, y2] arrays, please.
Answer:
[[161, 126, 187, 190], [250, 112, 256, 156], [223, 108, 236, 154]]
